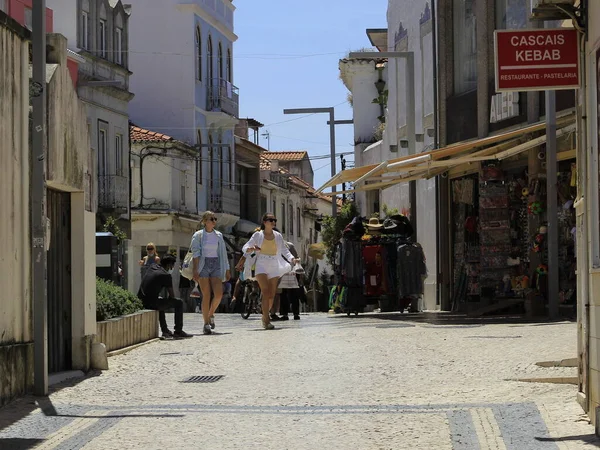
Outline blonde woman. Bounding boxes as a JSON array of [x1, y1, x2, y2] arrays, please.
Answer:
[[139, 242, 160, 280], [243, 213, 296, 330], [191, 211, 231, 335]]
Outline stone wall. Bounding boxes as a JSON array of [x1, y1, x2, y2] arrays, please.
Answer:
[[0, 14, 33, 406], [96, 310, 159, 353]]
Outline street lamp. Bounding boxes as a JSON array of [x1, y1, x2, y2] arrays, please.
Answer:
[[348, 51, 417, 237], [283, 107, 337, 217]]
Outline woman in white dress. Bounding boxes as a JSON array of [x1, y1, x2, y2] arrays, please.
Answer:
[[191, 211, 231, 335], [243, 213, 296, 329]]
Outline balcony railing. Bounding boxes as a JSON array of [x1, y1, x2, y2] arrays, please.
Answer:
[[209, 187, 240, 216], [207, 78, 239, 118], [98, 175, 128, 210], [269, 172, 289, 189]]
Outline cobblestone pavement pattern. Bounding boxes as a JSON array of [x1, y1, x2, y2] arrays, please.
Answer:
[[0, 313, 599, 449]]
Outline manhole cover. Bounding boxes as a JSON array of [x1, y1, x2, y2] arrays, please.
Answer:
[[182, 375, 225, 383]]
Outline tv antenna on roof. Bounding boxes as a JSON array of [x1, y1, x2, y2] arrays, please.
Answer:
[[261, 130, 271, 151]]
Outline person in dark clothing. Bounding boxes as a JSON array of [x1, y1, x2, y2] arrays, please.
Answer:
[[179, 273, 193, 312], [138, 254, 192, 339]]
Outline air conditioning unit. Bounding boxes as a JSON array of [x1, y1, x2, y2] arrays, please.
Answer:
[[531, 0, 577, 21]]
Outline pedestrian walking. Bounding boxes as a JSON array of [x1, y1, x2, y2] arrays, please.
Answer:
[[190, 211, 231, 335], [279, 241, 302, 320], [243, 213, 296, 330], [137, 254, 192, 339]]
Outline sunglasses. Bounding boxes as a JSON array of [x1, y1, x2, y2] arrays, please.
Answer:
[[147, 248, 155, 251], [265, 218, 277, 223], [209, 217, 218, 222]]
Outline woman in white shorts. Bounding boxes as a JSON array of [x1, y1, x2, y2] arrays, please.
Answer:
[[243, 213, 296, 329]]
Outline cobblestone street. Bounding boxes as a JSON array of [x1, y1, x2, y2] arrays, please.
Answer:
[[0, 313, 598, 449]]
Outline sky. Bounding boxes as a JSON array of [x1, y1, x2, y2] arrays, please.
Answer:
[[234, 0, 388, 191]]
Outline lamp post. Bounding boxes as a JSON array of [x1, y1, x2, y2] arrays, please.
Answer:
[[348, 52, 417, 236], [283, 107, 337, 217]]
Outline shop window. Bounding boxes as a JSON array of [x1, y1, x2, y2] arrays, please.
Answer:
[[196, 130, 203, 185], [281, 202, 286, 233], [297, 206, 301, 237], [453, 0, 477, 94], [289, 203, 294, 236]]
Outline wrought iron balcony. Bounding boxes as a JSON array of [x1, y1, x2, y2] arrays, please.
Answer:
[[269, 172, 289, 189], [98, 175, 128, 210], [209, 187, 240, 217], [207, 78, 239, 118]]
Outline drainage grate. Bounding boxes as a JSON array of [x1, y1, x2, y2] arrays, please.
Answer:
[[182, 375, 225, 383]]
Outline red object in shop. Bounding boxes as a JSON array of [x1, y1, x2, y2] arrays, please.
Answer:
[[362, 245, 388, 297]]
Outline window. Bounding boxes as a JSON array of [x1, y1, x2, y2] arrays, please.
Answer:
[[281, 202, 286, 234], [218, 42, 224, 80], [24, 7, 32, 30], [115, 134, 123, 175], [453, 0, 477, 94], [496, 0, 527, 30], [195, 27, 202, 81], [99, 19, 107, 58], [115, 28, 123, 64], [289, 204, 294, 236], [227, 48, 232, 82], [208, 134, 215, 191], [207, 36, 214, 85], [221, 138, 228, 189], [181, 184, 186, 206], [272, 199, 276, 216], [80, 11, 89, 49], [0, 0, 6, 13], [98, 126, 108, 177], [260, 195, 267, 217], [297, 207, 301, 237], [196, 130, 203, 185]]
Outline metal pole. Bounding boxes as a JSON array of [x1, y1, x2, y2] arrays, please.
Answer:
[[32, 0, 48, 396], [545, 89, 558, 320], [329, 108, 337, 217], [406, 53, 418, 240]]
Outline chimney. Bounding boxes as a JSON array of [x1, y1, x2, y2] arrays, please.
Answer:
[[235, 119, 249, 139], [270, 160, 279, 172]]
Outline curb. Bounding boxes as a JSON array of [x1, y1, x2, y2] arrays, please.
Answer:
[[106, 338, 160, 358]]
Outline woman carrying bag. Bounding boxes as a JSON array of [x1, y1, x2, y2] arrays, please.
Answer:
[[190, 211, 231, 335], [243, 213, 296, 330]]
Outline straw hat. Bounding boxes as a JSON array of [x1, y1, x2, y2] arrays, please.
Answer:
[[366, 217, 383, 230]]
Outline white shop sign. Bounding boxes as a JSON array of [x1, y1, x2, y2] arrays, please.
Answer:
[[490, 91, 520, 123]]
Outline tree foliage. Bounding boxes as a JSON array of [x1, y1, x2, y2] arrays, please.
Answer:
[[102, 216, 127, 243], [321, 202, 359, 263]]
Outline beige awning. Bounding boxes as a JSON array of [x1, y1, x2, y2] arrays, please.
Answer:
[[318, 114, 576, 195]]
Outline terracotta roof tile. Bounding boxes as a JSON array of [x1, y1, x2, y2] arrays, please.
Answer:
[[262, 151, 308, 161], [259, 157, 271, 170], [130, 125, 174, 143]]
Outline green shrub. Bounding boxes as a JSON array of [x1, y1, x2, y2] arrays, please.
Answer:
[[96, 277, 144, 321]]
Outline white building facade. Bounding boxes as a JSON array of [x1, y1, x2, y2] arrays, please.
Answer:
[[340, 1, 438, 310], [46, 0, 134, 234], [127, 0, 240, 228]]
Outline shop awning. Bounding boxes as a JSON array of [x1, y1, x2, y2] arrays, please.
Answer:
[[317, 113, 576, 195]]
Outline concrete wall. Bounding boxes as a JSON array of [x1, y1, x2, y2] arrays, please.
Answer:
[[46, 34, 97, 372], [582, 0, 600, 428], [0, 20, 33, 405], [383, 0, 438, 309], [131, 143, 198, 215]]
